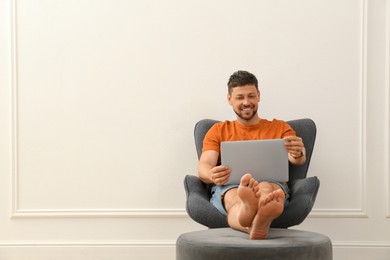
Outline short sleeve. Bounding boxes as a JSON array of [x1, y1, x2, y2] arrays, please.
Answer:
[[281, 121, 296, 138], [202, 124, 221, 154]]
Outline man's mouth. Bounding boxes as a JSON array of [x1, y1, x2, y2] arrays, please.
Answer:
[[235, 106, 257, 120], [242, 107, 252, 111]]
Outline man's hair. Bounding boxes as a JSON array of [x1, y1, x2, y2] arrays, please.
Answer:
[[227, 70, 258, 94]]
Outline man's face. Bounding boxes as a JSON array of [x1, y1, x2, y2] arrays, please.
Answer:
[[227, 85, 260, 122]]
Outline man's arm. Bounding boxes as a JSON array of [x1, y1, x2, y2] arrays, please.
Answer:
[[284, 136, 306, 166], [198, 150, 231, 185]]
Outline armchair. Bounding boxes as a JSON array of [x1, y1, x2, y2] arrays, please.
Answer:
[[184, 118, 319, 228]]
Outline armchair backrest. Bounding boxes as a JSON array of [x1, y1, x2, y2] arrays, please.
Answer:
[[194, 118, 317, 183]]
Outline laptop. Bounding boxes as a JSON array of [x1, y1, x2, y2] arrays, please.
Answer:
[[221, 139, 289, 185]]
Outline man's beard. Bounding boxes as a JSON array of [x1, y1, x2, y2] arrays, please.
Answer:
[[233, 107, 258, 121]]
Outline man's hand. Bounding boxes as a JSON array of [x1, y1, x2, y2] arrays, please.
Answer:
[[284, 135, 306, 165], [210, 165, 231, 186], [198, 150, 232, 185]]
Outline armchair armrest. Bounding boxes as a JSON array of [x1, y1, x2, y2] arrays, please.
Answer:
[[271, 176, 320, 228], [184, 175, 228, 228]]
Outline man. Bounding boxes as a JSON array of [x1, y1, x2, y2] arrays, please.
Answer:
[[197, 71, 306, 239]]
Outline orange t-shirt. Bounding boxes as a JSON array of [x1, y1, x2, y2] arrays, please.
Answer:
[[202, 119, 296, 155]]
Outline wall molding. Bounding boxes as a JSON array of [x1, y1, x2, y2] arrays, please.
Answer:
[[11, 208, 188, 218], [0, 240, 389, 248], [357, 0, 368, 219], [0, 241, 389, 250], [0, 240, 176, 247], [309, 209, 368, 218], [9, 0, 368, 219], [0, 241, 389, 251], [10, 0, 19, 219], [386, 0, 390, 219], [8, 0, 187, 219], [333, 241, 390, 248]]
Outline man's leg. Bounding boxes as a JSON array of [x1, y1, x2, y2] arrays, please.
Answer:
[[223, 174, 258, 233], [223, 174, 285, 239], [249, 186, 285, 239]]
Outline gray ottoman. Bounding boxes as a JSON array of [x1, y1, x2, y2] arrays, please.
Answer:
[[176, 228, 332, 260]]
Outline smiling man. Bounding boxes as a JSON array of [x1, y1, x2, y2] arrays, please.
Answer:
[[197, 71, 306, 239]]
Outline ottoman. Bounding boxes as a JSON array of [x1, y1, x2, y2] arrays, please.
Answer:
[[176, 228, 332, 260]]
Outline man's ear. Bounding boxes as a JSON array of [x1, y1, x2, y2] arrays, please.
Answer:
[[227, 93, 232, 105]]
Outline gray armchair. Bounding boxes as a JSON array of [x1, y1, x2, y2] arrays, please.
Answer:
[[184, 118, 319, 228]]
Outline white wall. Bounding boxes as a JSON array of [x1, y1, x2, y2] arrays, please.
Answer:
[[0, 0, 389, 259]]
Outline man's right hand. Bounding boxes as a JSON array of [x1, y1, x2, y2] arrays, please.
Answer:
[[210, 165, 231, 186], [198, 150, 231, 185]]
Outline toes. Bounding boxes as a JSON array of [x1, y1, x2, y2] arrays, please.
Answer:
[[240, 173, 252, 186], [259, 192, 277, 207], [267, 193, 274, 204], [248, 178, 258, 188], [273, 189, 285, 202]]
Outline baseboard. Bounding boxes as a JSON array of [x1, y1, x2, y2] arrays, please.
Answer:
[[0, 241, 176, 260], [0, 241, 389, 260], [333, 242, 390, 260]]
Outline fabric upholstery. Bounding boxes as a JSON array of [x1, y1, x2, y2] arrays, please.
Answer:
[[185, 118, 319, 228], [176, 228, 333, 260]]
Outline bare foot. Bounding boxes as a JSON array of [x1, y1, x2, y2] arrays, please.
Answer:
[[237, 174, 259, 227], [249, 189, 285, 239]]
